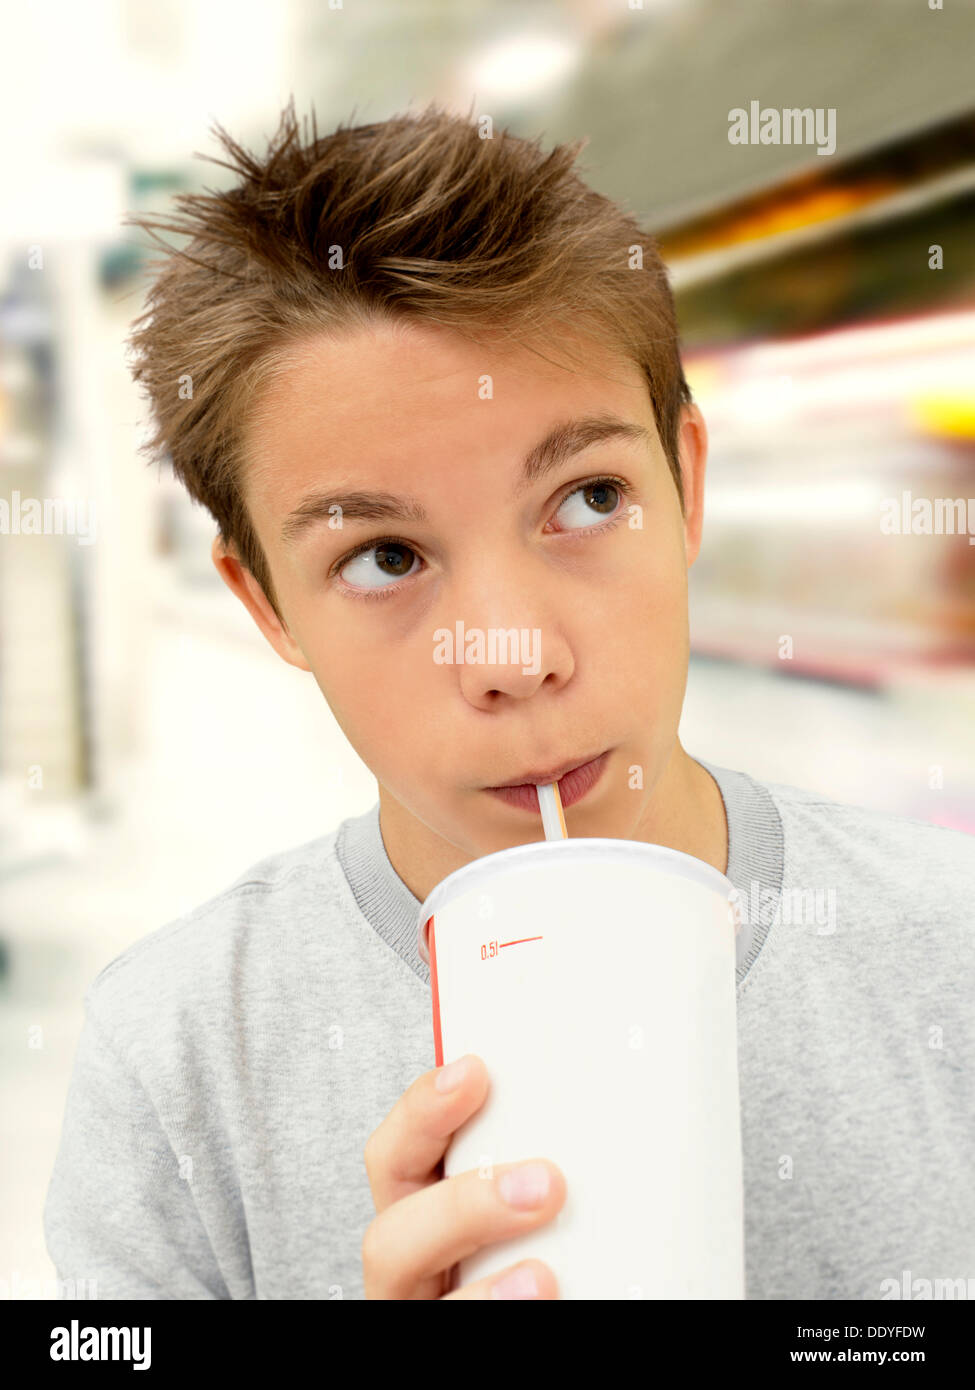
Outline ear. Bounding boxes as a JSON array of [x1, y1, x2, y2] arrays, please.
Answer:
[[210, 536, 312, 672], [677, 403, 709, 567]]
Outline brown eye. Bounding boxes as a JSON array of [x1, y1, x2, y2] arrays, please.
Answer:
[[373, 544, 415, 576], [556, 479, 622, 529], [338, 541, 420, 592]]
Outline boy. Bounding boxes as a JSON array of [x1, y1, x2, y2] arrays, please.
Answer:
[[44, 100, 975, 1300]]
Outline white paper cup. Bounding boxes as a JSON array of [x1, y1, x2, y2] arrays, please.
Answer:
[[417, 837, 748, 1300]]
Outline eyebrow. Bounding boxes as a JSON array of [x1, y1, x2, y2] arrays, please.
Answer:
[[279, 413, 652, 548]]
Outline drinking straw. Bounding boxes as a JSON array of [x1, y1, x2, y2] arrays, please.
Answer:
[[536, 780, 568, 840]]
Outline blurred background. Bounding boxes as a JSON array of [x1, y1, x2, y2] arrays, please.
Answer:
[[2, 0, 974, 1296]]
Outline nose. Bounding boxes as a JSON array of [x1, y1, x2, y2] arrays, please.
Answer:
[[439, 562, 575, 709]]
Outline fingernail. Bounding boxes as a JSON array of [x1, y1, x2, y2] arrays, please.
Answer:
[[491, 1265, 539, 1299], [498, 1163, 551, 1208], [435, 1056, 471, 1093]]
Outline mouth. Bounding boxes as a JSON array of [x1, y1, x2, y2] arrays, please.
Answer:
[[485, 749, 612, 813]]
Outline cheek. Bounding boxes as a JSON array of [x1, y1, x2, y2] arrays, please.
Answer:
[[603, 527, 688, 680], [309, 626, 430, 752], [616, 519, 688, 618]]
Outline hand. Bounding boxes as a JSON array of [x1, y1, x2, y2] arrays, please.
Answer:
[[362, 1053, 566, 1299]]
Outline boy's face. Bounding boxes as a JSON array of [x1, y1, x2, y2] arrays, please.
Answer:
[[216, 317, 712, 889]]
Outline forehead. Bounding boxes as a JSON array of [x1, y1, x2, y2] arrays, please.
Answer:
[[242, 318, 650, 518]]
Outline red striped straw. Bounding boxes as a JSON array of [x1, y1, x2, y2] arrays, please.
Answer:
[[536, 780, 568, 840]]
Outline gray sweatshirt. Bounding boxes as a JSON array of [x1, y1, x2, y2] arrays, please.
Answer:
[[43, 759, 975, 1300]]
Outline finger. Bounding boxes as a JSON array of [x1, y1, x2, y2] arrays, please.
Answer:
[[441, 1258, 559, 1301], [362, 1158, 566, 1299], [363, 1054, 489, 1213]]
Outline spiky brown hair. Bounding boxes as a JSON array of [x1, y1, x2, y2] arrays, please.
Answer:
[[125, 98, 691, 621]]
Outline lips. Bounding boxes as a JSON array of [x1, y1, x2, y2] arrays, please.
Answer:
[[486, 749, 611, 812], [489, 751, 608, 789]]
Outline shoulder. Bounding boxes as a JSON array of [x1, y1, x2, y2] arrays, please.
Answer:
[[82, 827, 347, 1056], [756, 772, 975, 902]]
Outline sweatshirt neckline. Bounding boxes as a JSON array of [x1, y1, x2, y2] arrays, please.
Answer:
[[334, 757, 783, 989]]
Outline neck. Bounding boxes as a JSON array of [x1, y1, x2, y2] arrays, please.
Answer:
[[631, 741, 729, 877], [378, 740, 729, 906]]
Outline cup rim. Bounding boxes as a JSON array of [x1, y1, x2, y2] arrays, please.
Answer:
[[416, 836, 734, 965]]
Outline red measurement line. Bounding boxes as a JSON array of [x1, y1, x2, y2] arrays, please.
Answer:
[[499, 936, 544, 948]]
